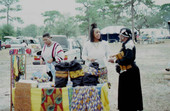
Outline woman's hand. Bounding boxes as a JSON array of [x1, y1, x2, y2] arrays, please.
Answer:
[[87, 58, 96, 62], [108, 58, 115, 63], [108, 56, 117, 63], [40, 59, 45, 65], [47, 58, 53, 63]]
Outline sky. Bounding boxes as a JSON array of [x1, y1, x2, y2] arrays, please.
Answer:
[[1, 0, 81, 27], [0, 0, 169, 27]]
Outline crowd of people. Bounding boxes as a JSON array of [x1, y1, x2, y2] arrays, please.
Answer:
[[40, 23, 143, 111]]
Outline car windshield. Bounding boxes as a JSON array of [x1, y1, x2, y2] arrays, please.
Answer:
[[51, 37, 69, 49], [27, 39, 38, 44]]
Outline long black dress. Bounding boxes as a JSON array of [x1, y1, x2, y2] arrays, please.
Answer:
[[116, 39, 143, 110]]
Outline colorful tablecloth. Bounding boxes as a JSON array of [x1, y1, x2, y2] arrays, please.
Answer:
[[12, 83, 110, 111]]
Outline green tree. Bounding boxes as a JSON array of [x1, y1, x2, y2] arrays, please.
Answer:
[[16, 27, 22, 36], [42, 10, 61, 33], [0, 0, 23, 25], [159, 3, 170, 26], [109, 0, 158, 35], [21, 24, 38, 38], [75, 0, 113, 35], [75, 0, 97, 35], [0, 24, 15, 41], [36, 26, 45, 36], [55, 15, 79, 38]]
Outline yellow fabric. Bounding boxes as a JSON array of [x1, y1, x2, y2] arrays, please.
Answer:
[[56, 71, 68, 78], [116, 51, 124, 60], [13, 55, 18, 76], [12, 84, 109, 111], [12, 88, 15, 105], [115, 51, 132, 71], [69, 69, 84, 78], [101, 83, 110, 111], [31, 88, 42, 111], [62, 87, 70, 111]]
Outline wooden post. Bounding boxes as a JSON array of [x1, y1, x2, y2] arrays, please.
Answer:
[[10, 55, 12, 111]]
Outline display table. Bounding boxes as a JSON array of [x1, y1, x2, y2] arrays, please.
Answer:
[[12, 83, 110, 111]]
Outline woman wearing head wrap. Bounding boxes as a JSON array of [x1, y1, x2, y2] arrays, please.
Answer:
[[108, 28, 143, 111], [82, 23, 111, 84]]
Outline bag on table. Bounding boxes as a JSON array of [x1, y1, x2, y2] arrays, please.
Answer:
[[55, 62, 69, 88], [83, 62, 100, 86], [69, 60, 84, 87]]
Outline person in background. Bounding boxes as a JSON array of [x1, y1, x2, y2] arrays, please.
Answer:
[[82, 23, 111, 83], [40, 33, 64, 82], [22, 40, 28, 48], [21, 40, 28, 54], [108, 28, 143, 111]]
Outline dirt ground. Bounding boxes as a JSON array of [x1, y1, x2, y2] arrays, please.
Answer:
[[0, 40, 170, 111]]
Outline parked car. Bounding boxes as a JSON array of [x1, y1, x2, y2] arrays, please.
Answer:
[[10, 39, 25, 49], [33, 35, 84, 65], [22, 37, 41, 55], [1, 41, 11, 49]]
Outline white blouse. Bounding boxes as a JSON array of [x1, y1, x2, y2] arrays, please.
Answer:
[[41, 42, 64, 64], [82, 40, 111, 68]]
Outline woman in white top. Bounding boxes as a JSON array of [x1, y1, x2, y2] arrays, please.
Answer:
[[82, 23, 111, 83], [40, 33, 64, 82]]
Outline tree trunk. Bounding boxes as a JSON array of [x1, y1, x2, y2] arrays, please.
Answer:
[[7, 5, 9, 25], [131, 0, 135, 43]]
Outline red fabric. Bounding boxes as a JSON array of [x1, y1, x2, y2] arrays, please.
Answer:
[[26, 48, 31, 54], [52, 43, 57, 58], [41, 88, 63, 111], [14, 49, 18, 54]]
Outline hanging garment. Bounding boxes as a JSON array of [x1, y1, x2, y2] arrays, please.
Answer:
[[13, 55, 19, 77]]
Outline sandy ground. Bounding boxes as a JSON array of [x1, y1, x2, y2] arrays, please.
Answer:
[[0, 40, 170, 111]]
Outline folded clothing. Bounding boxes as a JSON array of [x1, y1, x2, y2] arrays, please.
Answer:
[[82, 62, 100, 86], [55, 62, 69, 88], [69, 60, 84, 87]]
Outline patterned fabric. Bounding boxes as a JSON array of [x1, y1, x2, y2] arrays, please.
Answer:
[[41, 88, 63, 111], [9, 49, 18, 55], [98, 67, 108, 84], [83, 66, 99, 76], [68, 87, 73, 110], [69, 69, 84, 78], [71, 86, 103, 111], [14, 83, 31, 111], [19, 55, 25, 75], [114, 51, 132, 71], [13, 83, 110, 111]]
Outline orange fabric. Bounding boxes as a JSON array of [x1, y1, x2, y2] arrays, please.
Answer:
[[14, 83, 31, 111]]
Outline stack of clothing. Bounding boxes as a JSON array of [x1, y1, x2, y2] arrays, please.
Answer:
[[69, 60, 84, 87], [83, 62, 100, 86], [55, 62, 69, 88]]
